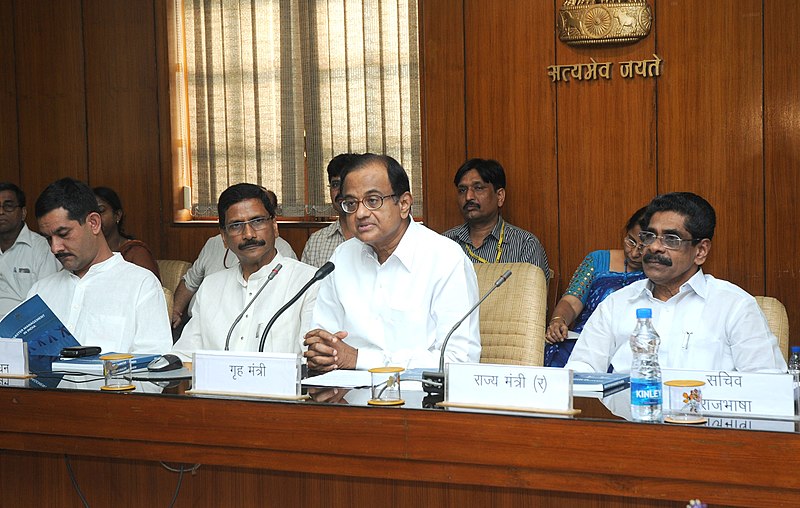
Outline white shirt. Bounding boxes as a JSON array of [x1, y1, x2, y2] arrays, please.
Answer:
[[311, 219, 481, 370], [183, 233, 297, 292], [172, 253, 319, 362], [0, 224, 60, 316], [28, 253, 172, 354], [565, 270, 787, 374]]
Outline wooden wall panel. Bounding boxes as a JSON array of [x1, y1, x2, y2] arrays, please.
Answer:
[[5, 1, 800, 346], [14, 0, 87, 198], [765, 0, 800, 332], [463, 0, 558, 279], [657, 1, 764, 295], [555, 23, 657, 295], [83, 0, 163, 255], [0, 0, 19, 184], [419, 0, 466, 233]]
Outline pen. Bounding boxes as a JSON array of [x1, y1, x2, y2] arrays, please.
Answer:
[[682, 331, 693, 349]]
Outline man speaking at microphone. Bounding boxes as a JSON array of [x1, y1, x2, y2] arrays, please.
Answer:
[[304, 153, 481, 371], [172, 184, 318, 362]]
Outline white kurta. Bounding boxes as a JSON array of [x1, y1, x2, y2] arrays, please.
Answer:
[[172, 253, 318, 362], [566, 270, 787, 374], [0, 224, 60, 316], [28, 253, 172, 354], [311, 219, 481, 370]]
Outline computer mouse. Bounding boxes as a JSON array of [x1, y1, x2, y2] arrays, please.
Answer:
[[147, 354, 183, 372]]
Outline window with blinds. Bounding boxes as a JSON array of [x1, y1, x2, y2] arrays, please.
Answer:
[[167, 0, 422, 220]]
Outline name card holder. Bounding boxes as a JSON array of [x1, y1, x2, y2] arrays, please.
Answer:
[[440, 363, 579, 415], [0, 338, 34, 379], [662, 369, 795, 419], [188, 350, 305, 400]]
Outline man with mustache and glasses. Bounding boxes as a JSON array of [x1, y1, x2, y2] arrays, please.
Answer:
[[29, 178, 171, 354], [566, 192, 786, 374], [304, 154, 480, 371], [173, 184, 317, 361], [443, 158, 549, 275], [0, 182, 60, 317], [170, 189, 297, 331]]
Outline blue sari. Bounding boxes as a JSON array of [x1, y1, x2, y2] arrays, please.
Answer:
[[544, 250, 645, 367]]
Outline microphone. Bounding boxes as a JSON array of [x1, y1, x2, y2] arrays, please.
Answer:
[[422, 270, 512, 395], [224, 264, 282, 350], [258, 261, 335, 352]]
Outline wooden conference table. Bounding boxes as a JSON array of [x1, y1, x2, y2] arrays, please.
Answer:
[[0, 371, 798, 508]]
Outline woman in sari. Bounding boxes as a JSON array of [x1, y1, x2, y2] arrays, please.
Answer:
[[93, 186, 161, 281], [544, 206, 647, 367]]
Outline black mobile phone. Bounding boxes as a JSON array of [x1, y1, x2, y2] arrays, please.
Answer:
[[60, 346, 102, 358]]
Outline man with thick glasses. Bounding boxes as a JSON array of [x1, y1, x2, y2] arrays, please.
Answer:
[[304, 154, 481, 371], [566, 192, 785, 374], [173, 184, 318, 361], [170, 189, 297, 331], [0, 182, 60, 316], [443, 158, 549, 275], [301, 153, 357, 267]]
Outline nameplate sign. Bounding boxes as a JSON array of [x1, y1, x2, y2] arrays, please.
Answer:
[[0, 338, 29, 378], [445, 363, 574, 413], [662, 369, 794, 418], [192, 350, 301, 398]]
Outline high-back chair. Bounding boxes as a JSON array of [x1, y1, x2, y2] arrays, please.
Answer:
[[473, 262, 547, 366], [156, 260, 192, 322], [754, 296, 789, 361], [156, 259, 192, 294]]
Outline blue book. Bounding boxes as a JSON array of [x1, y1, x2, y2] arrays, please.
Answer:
[[51, 353, 160, 374], [0, 295, 79, 357], [572, 372, 629, 392]]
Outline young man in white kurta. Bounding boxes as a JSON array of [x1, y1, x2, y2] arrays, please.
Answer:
[[32, 178, 171, 354], [29, 253, 171, 354]]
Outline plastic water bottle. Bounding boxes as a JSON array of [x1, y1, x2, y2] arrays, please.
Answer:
[[788, 346, 800, 387], [630, 308, 662, 422]]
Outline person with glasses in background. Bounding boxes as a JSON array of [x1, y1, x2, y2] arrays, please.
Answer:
[[0, 182, 60, 317], [443, 158, 549, 275], [304, 153, 481, 371], [170, 188, 297, 331], [566, 192, 786, 374], [544, 206, 648, 367], [173, 184, 318, 361], [301, 153, 357, 267]]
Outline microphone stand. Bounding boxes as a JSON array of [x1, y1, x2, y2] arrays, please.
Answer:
[[422, 270, 511, 395], [258, 262, 335, 352], [224, 264, 282, 351]]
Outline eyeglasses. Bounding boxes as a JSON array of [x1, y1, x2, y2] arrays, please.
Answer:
[[623, 236, 643, 251], [224, 216, 273, 235], [0, 203, 21, 213], [638, 231, 698, 250], [340, 194, 397, 214], [456, 183, 490, 195]]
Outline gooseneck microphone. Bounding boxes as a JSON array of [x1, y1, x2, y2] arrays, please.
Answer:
[[422, 270, 512, 395], [258, 261, 335, 352], [224, 264, 282, 351]]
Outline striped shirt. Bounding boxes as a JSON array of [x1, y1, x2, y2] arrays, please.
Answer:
[[443, 217, 550, 276], [301, 220, 346, 268]]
